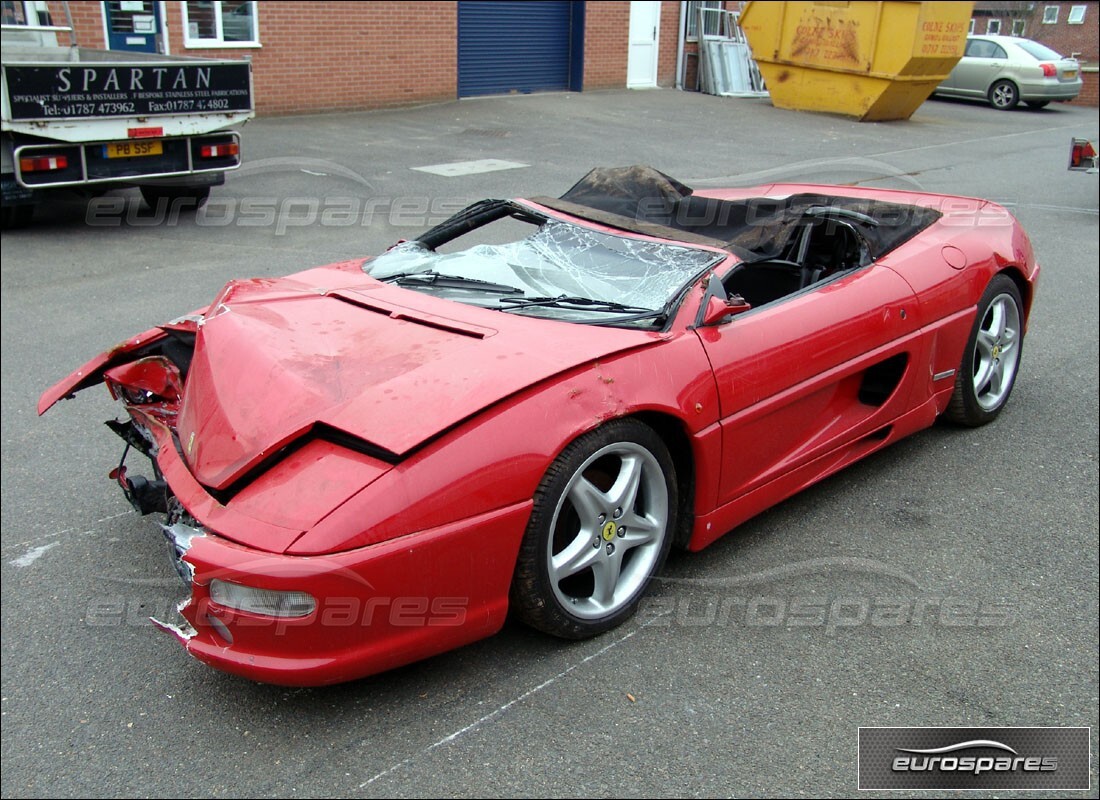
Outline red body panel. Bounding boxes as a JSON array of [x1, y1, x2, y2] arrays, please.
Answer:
[[176, 277, 657, 490], [39, 183, 1039, 685]]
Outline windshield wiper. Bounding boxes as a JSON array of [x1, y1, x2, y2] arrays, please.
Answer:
[[498, 295, 654, 314], [381, 271, 524, 294]]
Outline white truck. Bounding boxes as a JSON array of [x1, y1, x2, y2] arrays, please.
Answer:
[[1, 1, 254, 226]]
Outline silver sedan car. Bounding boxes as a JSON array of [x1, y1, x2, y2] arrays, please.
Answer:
[[936, 35, 1082, 110]]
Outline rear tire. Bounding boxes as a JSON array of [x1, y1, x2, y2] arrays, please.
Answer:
[[988, 80, 1020, 110], [140, 185, 210, 212], [944, 275, 1024, 427]]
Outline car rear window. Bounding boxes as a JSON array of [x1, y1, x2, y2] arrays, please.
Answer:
[[1015, 39, 1065, 60]]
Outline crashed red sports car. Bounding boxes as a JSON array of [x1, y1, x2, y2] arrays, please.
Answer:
[[40, 167, 1038, 686]]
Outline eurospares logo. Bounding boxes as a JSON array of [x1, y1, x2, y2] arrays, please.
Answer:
[[858, 727, 1090, 790]]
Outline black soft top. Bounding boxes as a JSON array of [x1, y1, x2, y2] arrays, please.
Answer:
[[531, 166, 942, 261]]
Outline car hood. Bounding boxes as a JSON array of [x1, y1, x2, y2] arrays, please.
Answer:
[[177, 273, 655, 491]]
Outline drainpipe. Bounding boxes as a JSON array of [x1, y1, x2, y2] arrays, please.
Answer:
[[675, 1, 687, 89]]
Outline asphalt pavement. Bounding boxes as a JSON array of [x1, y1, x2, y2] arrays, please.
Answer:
[[2, 88, 1098, 798]]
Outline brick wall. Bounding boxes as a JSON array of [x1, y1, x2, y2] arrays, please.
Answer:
[[583, 1, 630, 90], [63, 0, 101, 46], [658, 0, 680, 87], [59, 2, 458, 115], [175, 2, 457, 115]]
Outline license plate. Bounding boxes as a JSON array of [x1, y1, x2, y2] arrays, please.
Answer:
[[1064, 70, 1077, 79], [103, 140, 163, 158]]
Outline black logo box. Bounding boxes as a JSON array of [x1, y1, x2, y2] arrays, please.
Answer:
[[858, 727, 1090, 791], [3, 63, 251, 120]]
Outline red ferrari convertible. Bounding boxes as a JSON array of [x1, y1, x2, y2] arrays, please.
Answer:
[[40, 167, 1039, 685]]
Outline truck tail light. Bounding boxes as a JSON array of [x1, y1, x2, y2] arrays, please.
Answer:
[[19, 155, 69, 172], [1071, 139, 1096, 167], [1040, 63, 1057, 77], [200, 143, 239, 158]]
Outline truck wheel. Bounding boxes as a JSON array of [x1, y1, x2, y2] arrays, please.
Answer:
[[0, 204, 34, 229], [140, 186, 211, 212]]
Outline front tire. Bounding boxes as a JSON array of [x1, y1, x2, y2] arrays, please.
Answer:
[[989, 80, 1020, 110], [511, 419, 677, 639], [945, 275, 1024, 427]]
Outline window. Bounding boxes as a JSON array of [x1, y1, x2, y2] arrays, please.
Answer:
[[1016, 39, 1064, 60], [987, 18, 1001, 34], [1068, 5, 1086, 23], [182, 1, 258, 47], [968, 18, 976, 33], [1011, 18, 1026, 36], [686, 0, 722, 40], [966, 39, 1008, 59], [1, 0, 51, 26], [1043, 5, 1059, 23]]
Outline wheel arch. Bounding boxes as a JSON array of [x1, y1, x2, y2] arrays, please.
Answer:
[[630, 410, 697, 550], [996, 265, 1034, 324]]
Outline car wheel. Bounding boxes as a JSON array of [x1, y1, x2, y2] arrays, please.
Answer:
[[1025, 100, 1050, 109], [945, 275, 1024, 427], [988, 80, 1020, 110], [140, 185, 211, 211], [511, 419, 677, 639]]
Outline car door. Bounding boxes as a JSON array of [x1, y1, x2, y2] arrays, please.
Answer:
[[695, 263, 920, 507], [952, 38, 1008, 97]]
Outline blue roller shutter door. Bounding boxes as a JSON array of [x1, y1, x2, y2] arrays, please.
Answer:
[[458, 1, 578, 97]]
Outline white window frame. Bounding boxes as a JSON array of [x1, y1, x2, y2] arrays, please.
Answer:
[[181, 0, 260, 48], [987, 18, 1002, 34], [1, 0, 53, 27], [686, 0, 722, 41], [1011, 18, 1026, 36], [968, 18, 976, 33], [1067, 5, 1086, 23], [1042, 5, 1059, 23]]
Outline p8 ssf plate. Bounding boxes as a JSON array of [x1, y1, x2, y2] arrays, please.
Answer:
[[103, 140, 163, 159]]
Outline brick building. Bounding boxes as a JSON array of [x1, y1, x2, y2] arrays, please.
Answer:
[[31, 1, 1096, 113], [972, 0, 1099, 105], [51, 0, 719, 115]]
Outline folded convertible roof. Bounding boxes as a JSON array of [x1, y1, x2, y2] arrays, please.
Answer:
[[531, 165, 942, 260]]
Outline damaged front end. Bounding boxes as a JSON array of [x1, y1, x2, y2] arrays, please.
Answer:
[[103, 354, 186, 516], [41, 320, 219, 646], [41, 320, 204, 607]]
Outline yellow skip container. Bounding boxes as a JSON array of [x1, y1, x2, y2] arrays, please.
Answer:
[[738, 1, 974, 121]]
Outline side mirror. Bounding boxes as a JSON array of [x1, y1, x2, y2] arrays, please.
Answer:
[[701, 293, 751, 326]]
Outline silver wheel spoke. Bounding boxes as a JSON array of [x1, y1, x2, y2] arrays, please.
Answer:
[[567, 475, 606, 523], [987, 300, 1006, 340], [973, 356, 995, 394], [620, 514, 661, 549], [551, 530, 601, 581], [988, 359, 1004, 398], [591, 553, 624, 610], [975, 329, 997, 359], [605, 454, 644, 514]]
